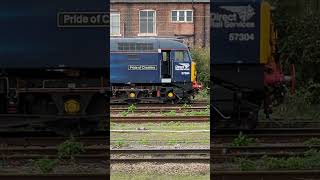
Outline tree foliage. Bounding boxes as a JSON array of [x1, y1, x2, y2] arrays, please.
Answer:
[[269, 0, 320, 104], [190, 47, 210, 88]]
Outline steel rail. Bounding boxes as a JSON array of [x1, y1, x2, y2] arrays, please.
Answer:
[[111, 115, 209, 123], [0, 174, 108, 180], [111, 148, 209, 163], [110, 101, 208, 107], [211, 170, 320, 180], [111, 157, 209, 163], [111, 106, 208, 113], [111, 148, 210, 154], [214, 128, 320, 135], [213, 132, 320, 144], [211, 145, 320, 155]]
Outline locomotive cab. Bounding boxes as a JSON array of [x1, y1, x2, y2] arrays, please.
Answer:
[[211, 0, 295, 129], [160, 49, 192, 84]]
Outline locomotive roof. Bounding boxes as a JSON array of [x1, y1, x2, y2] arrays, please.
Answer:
[[110, 38, 189, 52], [111, 0, 209, 3]]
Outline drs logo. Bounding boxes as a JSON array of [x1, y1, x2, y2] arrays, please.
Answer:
[[175, 63, 190, 76], [175, 63, 190, 71]]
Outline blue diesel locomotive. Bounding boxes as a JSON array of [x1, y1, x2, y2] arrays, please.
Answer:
[[0, 1, 108, 135], [110, 38, 201, 104], [211, 0, 295, 129]]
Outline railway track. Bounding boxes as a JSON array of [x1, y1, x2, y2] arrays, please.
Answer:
[[0, 145, 108, 164], [214, 128, 320, 144], [110, 101, 208, 108], [111, 106, 209, 113], [212, 170, 320, 180], [111, 115, 209, 123], [110, 115, 320, 127], [0, 174, 108, 180], [111, 148, 210, 163], [215, 128, 320, 135], [211, 145, 320, 163], [0, 131, 108, 146], [212, 128, 320, 175]]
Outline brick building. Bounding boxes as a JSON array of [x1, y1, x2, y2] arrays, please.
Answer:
[[110, 0, 210, 47]]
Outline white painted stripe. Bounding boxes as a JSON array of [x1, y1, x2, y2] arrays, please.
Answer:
[[161, 78, 172, 83]]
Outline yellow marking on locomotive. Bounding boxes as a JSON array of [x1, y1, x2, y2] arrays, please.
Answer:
[[260, 1, 272, 64], [191, 62, 197, 83], [129, 92, 136, 98], [64, 99, 80, 114], [168, 92, 174, 98]]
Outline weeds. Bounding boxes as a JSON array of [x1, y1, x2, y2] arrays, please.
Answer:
[[114, 138, 126, 148], [168, 139, 178, 145], [139, 137, 150, 145], [304, 138, 320, 147], [237, 149, 320, 171], [231, 132, 256, 147], [120, 111, 129, 117], [270, 93, 320, 120], [119, 104, 137, 117], [184, 109, 209, 116], [162, 110, 177, 116], [235, 158, 257, 171], [34, 158, 58, 173], [127, 104, 136, 113], [194, 89, 210, 102], [57, 137, 85, 160], [33, 137, 86, 173]]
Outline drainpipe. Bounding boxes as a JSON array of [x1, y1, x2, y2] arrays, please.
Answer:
[[192, 0, 196, 47], [203, 3, 206, 47]]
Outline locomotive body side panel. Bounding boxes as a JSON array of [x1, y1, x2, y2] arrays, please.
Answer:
[[212, 0, 261, 64], [0, 0, 107, 69], [110, 52, 161, 84]]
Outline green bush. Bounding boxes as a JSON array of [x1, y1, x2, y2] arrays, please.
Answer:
[[34, 158, 58, 173], [194, 89, 210, 102], [57, 137, 85, 160], [162, 110, 177, 116], [304, 138, 320, 147], [127, 104, 136, 113], [231, 132, 256, 147], [236, 158, 257, 171], [271, 3, 320, 90], [190, 47, 210, 88]]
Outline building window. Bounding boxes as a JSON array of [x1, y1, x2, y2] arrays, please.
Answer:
[[139, 10, 156, 35], [171, 10, 193, 23], [111, 12, 120, 36]]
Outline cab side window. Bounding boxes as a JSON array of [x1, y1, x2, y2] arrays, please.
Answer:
[[162, 51, 169, 61], [174, 51, 190, 62]]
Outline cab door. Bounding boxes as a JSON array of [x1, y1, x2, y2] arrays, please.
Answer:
[[161, 50, 172, 83], [172, 50, 191, 83]]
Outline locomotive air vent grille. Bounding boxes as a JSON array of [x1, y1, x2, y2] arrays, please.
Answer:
[[118, 43, 154, 51]]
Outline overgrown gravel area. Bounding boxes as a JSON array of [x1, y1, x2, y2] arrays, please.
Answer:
[[110, 121, 210, 178], [0, 162, 106, 174], [111, 174, 209, 180], [110, 122, 210, 148], [111, 162, 209, 178]]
